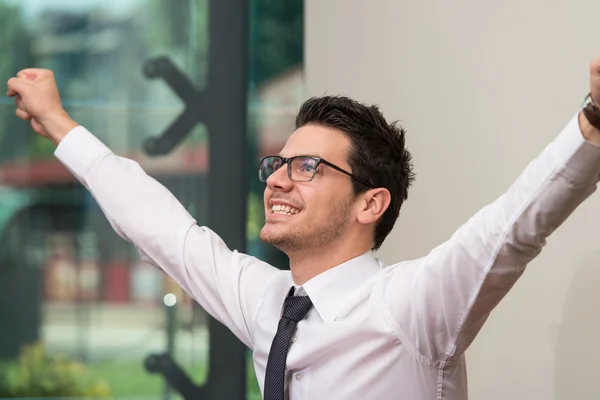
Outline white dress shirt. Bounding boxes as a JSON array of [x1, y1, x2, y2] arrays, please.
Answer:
[[54, 112, 600, 400]]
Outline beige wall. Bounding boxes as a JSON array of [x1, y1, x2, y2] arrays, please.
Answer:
[[305, 1, 600, 399]]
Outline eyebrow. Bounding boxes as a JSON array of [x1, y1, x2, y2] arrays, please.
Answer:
[[276, 153, 323, 159]]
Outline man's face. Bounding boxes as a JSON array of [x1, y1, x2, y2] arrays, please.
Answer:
[[259, 125, 357, 253]]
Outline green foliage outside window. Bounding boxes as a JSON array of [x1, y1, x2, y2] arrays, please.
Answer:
[[0, 343, 111, 398]]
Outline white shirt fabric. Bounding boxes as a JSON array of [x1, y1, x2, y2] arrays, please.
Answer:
[[54, 112, 600, 400]]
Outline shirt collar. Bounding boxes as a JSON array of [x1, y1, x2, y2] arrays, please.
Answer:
[[294, 251, 382, 323]]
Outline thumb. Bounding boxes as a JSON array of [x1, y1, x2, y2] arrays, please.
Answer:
[[17, 68, 48, 82], [7, 77, 30, 97]]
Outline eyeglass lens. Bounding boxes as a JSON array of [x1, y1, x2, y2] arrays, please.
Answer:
[[259, 156, 319, 182]]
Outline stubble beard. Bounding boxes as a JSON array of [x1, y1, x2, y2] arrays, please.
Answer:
[[259, 194, 354, 254]]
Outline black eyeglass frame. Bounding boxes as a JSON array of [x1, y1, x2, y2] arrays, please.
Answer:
[[258, 155, 376, 189]]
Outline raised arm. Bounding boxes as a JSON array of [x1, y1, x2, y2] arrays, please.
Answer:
[[7, 69, 279, 348], [385, 59, 600, 366]]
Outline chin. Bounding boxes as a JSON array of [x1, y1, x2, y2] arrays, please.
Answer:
[[260, 227, 310, 254], [259, 225, 291, 248], [259, 225, 279, 244]]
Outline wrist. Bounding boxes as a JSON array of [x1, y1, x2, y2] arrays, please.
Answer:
[[579, 110, 600, 145], [42, 110, 79, 145]]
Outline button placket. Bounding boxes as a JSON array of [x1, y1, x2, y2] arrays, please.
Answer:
[[289, 366, 311, 400]]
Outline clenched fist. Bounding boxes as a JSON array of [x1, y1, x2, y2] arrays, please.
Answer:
[[575, 58, 600, 145], [7, 69, 78, 145]]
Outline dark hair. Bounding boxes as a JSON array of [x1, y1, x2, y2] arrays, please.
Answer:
[[295, 95, 415, 250]]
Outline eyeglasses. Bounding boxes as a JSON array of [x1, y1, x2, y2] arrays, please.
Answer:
[[258, 155, 375, 188]]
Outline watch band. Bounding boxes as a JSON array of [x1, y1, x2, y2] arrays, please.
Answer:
[[582, 93, 600, 131]]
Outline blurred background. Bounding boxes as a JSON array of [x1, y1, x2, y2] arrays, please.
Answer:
[[2, 0, 600, 399], [0, 0, 302, 399]]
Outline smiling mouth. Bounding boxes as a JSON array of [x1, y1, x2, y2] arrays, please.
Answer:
[[270, 204, 301, 215]]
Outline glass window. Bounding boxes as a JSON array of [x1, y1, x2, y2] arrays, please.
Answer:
[[0, 0, 303, 399]]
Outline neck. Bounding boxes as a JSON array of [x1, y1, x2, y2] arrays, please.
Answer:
[[287, 239, 372, 285]]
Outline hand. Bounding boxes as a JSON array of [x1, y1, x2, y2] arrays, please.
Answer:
[[580, 58, 600, 145], [592, 58, 600, 105], [7, 69, 78, 145]]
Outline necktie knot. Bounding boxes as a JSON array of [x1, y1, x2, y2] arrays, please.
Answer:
[[282, 295, 313, 322]]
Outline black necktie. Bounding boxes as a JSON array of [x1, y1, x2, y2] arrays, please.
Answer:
[[264, 288, 313, 400]]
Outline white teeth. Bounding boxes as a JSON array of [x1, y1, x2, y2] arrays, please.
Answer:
[[271, 204, 300, 215]]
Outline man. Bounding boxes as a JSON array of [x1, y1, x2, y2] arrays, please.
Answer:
[[6, 60, 600, 399]]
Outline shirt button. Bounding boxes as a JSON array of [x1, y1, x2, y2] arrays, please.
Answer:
[[295, 373, 302, 381], [291, 336, 297, 342]]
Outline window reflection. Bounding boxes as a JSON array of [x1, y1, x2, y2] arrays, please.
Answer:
[[1, 1, 210, 398], [0, 0, 303, 398]]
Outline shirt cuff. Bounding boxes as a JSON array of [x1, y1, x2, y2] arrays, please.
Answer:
[[54, 126, 112, 180], [552, 112, 600, 185]]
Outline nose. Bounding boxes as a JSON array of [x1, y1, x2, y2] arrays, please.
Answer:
[[266, 164, 293, 192]]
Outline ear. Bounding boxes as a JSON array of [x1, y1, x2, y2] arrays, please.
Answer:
[[356, 188, 391, 225]]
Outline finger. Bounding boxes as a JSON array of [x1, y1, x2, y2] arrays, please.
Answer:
[[17, 70, 33, 79], [7, 81, 17, 97], [7, 77, 28, 97], [15, 108, 32, 121], [17, 68, 46, 81], [14, 95, 24, 110]]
